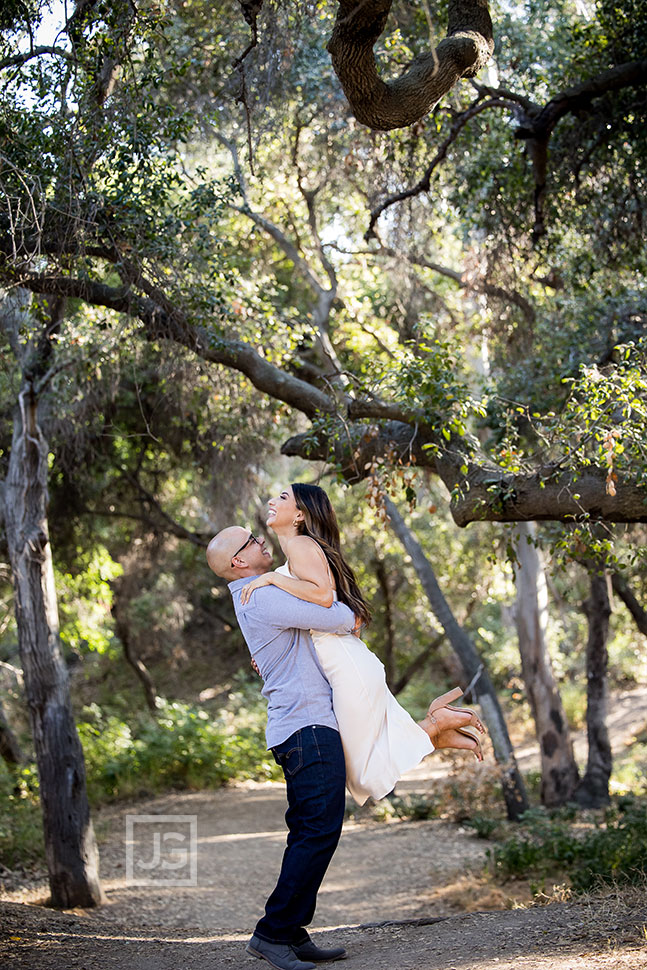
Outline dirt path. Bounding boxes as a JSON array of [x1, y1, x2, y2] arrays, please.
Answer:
[[1, 893, 645, 970], [2, 687, 646, 969]]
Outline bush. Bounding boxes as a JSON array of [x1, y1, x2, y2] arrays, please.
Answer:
[[489, 800, 647, 892], [78, 695, 281, 803], [0, 764, 43, 867]]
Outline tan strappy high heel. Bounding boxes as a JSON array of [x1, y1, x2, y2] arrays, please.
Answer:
[[427, 687, 484, 760]]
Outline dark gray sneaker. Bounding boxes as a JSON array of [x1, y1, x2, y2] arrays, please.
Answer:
[[292, 939, 347, 961], [246, 934, 316, 970]]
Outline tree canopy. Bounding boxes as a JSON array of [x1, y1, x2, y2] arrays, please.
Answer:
[[1, 0, 646, 534]]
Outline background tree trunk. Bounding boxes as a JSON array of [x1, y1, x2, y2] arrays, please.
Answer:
[[386, 499, 528, 820], [512, 523, 579, 806], [0, 290, 104, 907], [575, 569, 613, 808], [112, 577, 159, 713], [611, 572, 647, 637], [375, 556, 396, 688], [392, 631, 445, 695]]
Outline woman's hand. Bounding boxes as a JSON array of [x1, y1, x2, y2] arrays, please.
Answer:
[[240, 573, 273, 605]]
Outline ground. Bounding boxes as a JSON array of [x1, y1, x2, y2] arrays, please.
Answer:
[[1, 687, 646, 969]]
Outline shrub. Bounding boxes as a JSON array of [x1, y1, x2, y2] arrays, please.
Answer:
[[0, 764, 43, 867], [78, 695, 281, 804], [489, 800, 647, 892]]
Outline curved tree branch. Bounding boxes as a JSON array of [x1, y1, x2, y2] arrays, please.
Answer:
[[10, 270, 647, 527], [610, 572, 647, 638], [281, 422, 647, 526], [0, 46, 73, 72], [379, 244, 536, 324], [513, 58, 647, 239], [328, 0, 494, 131], [12, 272, 336, 418], [368, 58, 647, 237]]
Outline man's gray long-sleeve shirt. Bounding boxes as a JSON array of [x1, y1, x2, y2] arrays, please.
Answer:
[[228, 576, 355, 748]]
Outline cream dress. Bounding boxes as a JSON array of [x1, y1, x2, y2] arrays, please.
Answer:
[[276, 563, 433, 805]]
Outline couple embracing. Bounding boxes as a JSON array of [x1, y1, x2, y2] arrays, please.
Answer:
[[207, 482, 484, 970]]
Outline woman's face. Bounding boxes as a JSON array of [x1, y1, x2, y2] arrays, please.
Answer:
[[267, 486, 301, 531]]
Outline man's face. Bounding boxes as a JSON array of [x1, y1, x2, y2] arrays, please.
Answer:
[[233, 531, 272, 573]]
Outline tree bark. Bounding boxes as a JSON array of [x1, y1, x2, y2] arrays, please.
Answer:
[[328, 0, 494, 130], [575, 570, 612, 808], [512, 523, 579, 806], [385, 498, 528, 820], [0, 290, 104, 907]]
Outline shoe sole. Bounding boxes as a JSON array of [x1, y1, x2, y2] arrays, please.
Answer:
[[245, 942, 315, 970], [296, 954, 347, 962]]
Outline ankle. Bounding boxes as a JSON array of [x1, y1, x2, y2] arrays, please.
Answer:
[[418, 714, 439, 745]]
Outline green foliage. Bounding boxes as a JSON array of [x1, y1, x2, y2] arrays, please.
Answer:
[[56, 546, 123, 656], [489, 801, 647, 892], [465, 814, 503, 839], [77, 695, 281, 804], [0, 764, 43, 867]]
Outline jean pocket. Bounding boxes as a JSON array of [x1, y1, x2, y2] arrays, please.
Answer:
[[276, 742, 303, 777]]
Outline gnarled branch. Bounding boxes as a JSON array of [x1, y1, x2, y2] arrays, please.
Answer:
[[328, 0, 494, 131], [10, 269, 647, 528], [281, 422, 647, 527]]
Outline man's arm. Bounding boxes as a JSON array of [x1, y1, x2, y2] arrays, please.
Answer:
[[249, 585, 356, 634]]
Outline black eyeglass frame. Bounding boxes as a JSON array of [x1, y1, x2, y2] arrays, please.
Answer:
[[232, 532, 259, 561]]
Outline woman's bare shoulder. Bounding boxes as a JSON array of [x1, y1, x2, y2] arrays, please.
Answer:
[[285, 534, 325, 559]]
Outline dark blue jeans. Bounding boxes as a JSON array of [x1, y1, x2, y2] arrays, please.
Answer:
[[254, 725, 346, 945]]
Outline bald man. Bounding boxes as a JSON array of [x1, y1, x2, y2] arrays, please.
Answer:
[[208, 526, 353, 970], [207, 526, 482, 970]]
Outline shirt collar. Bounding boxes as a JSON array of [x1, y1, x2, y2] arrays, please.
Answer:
[[228, 575, 262, 592]]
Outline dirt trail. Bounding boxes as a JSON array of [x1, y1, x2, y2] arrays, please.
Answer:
[[1, 687, 646, 969]]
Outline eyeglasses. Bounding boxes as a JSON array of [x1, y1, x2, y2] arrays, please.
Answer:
[[232, 532, 260, 560]]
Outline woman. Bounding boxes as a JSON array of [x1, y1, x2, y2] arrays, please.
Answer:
[[240, 482, 482, 804]]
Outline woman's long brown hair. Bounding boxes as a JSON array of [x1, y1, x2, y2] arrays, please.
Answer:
[[291, 482, 371, 627]]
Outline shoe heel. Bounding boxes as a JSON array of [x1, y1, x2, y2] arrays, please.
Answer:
[[428, 686, 463, 714], [457, 724, 484, 760]]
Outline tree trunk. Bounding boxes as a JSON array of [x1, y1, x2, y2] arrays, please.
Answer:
[[112, 578, 158, 713], [0, 697, 24, 765], [386, 499, 528, 820], [0, 290, 103, 907], [375, 556, 396, 688], [575, 570, 612, 808], [392, 631, 445, 695], [611, 572, 647, 637], [512, 523, 579, 806]]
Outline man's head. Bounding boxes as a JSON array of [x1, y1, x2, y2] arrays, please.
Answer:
[[206, 526, 272, 580]]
